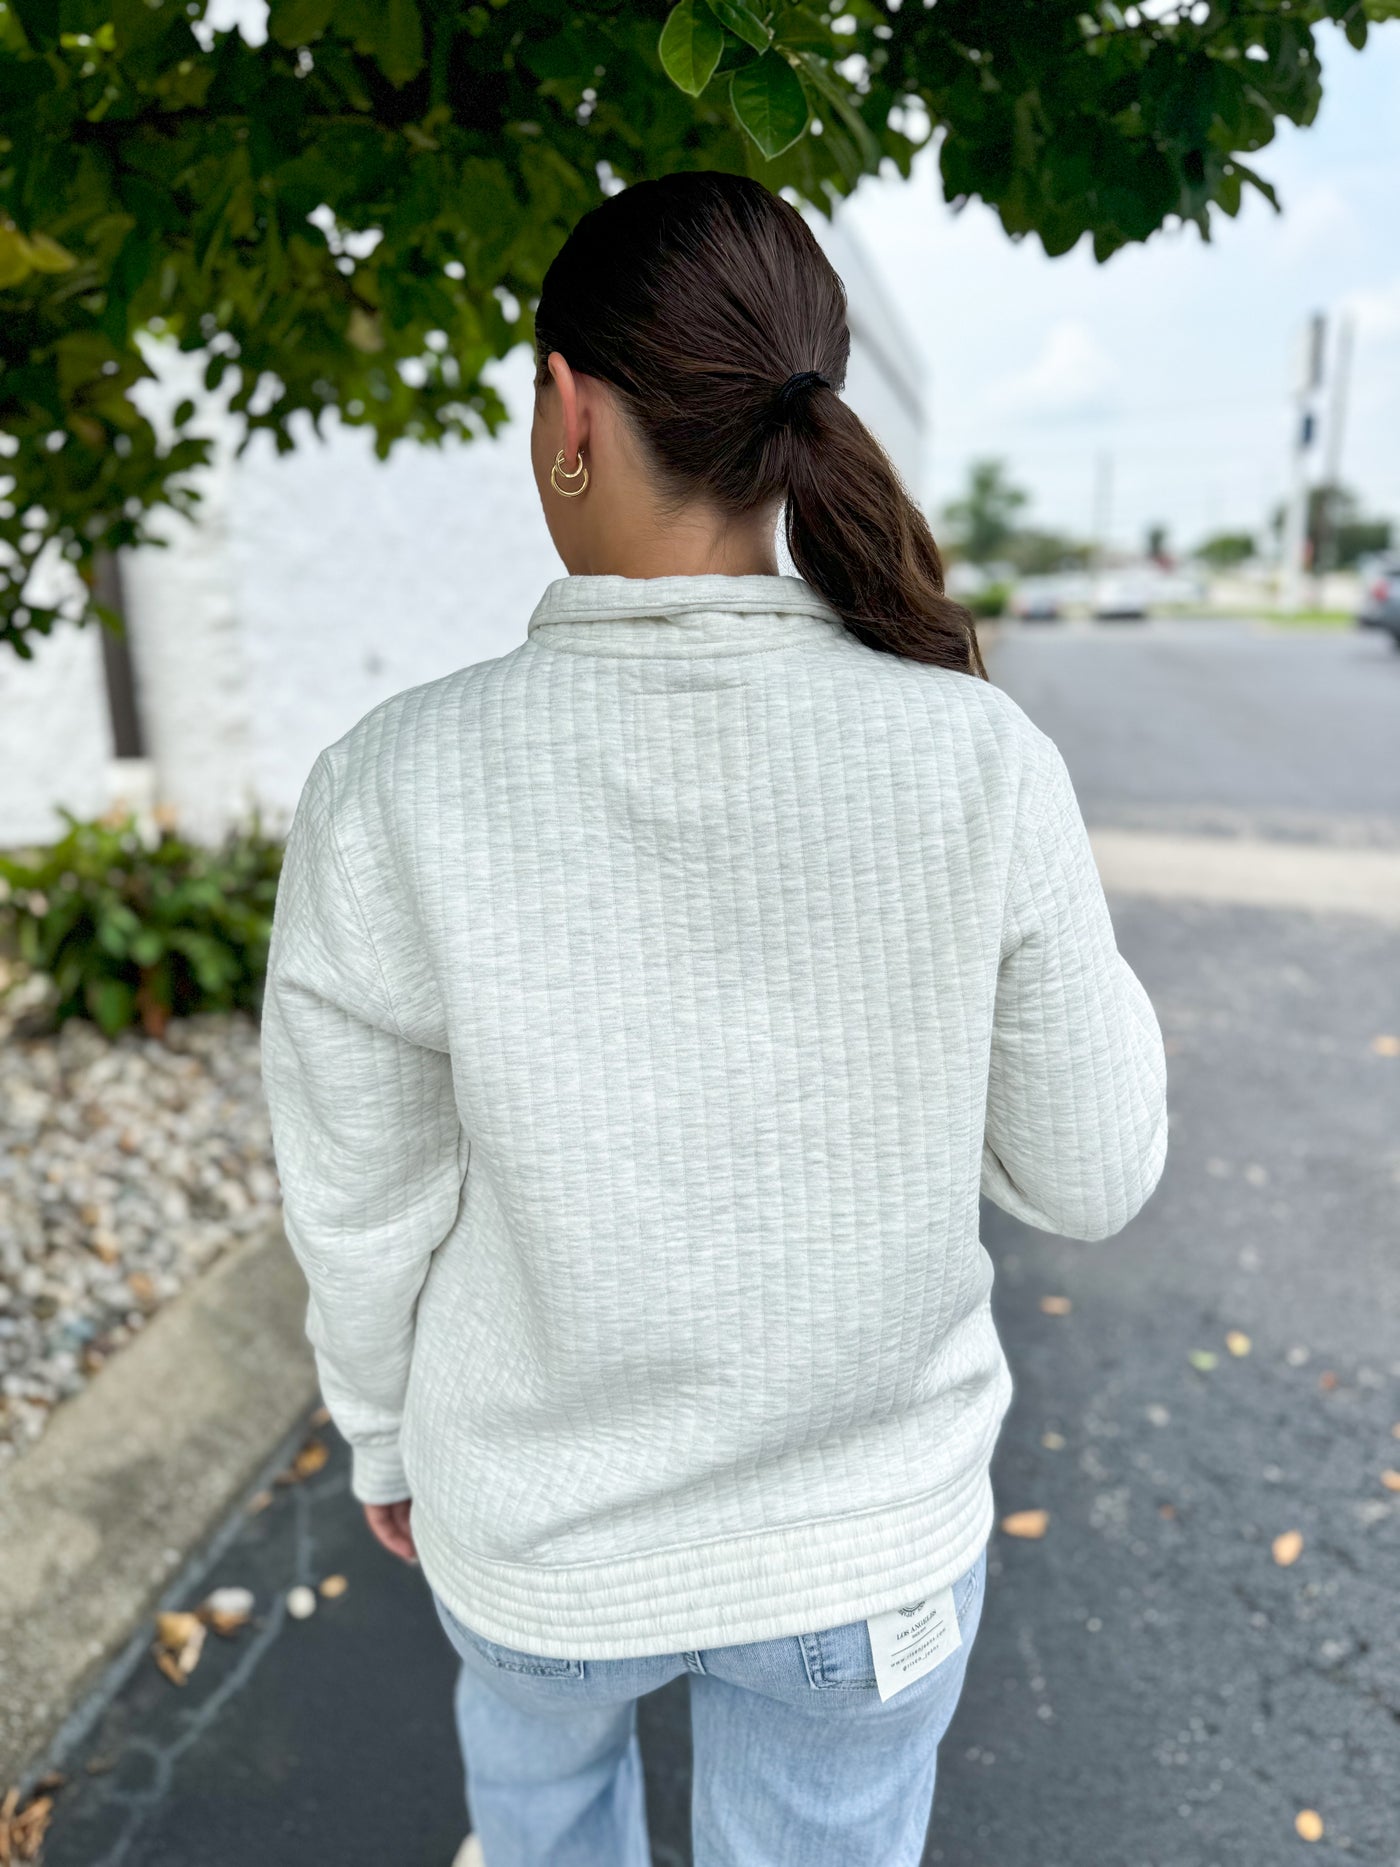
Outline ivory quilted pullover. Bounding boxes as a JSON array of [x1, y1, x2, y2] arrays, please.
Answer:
[[261, 572, 1168, 1659]]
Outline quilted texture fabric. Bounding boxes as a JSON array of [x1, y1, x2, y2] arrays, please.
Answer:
[[260, 573, 1168, 1659]]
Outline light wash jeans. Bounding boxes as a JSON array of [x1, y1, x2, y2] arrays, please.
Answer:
[[430, 1545, 986, 1867]]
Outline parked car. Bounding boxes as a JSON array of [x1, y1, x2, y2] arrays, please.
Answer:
[[1357, 557, 1400, 645], [1092, 576, 1151, 620], [1010, 578, 1063, 622]]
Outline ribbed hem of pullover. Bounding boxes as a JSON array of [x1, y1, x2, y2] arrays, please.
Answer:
[[411, 1464, 996, 1661]]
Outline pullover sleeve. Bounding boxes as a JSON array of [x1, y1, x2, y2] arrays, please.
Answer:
[[260, 749, 467, 1505], [981, 730, 1168, 1241]]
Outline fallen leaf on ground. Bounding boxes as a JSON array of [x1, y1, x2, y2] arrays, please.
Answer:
[[152, 1610, 206, 1682], [276, 1437, 329, 1485], [1159, 1503, 1177, 1520], [1318, 1371, 1338, 1392], [154, 1610, 201, 1647], [1392, 1422, 1400, 1440], [1380, 1470, 1400, 1493], [246, 1489, 273, 1515], [1039, 1295, 1072, 1316], [310, 1404, 331, 1427], [1001, 1510, 1049, 1540], [0, 1784, 55, 1864], [1295, 1809, 1324, 1841], [1225, 1331, 1252, 1357], [1272, 1530, 1304, 1567], [293, 1436, 329, 1476], [318, 1574, 349, 1599], [1189, 1350, 1218, 1373], [286, 1585, 317, 1620], [1041, 1431, 1066, 1451], [1370, 1034, 1400, 1057]]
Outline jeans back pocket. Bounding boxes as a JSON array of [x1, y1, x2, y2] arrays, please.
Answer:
[[800, 1548, 986, 1692], [440, 1599, 584, 1678], [799, 1620, 877, 1691]]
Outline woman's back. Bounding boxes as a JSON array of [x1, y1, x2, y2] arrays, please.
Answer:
[[262, 566, 1166, 1657], [261, 167, 1168, 1864]]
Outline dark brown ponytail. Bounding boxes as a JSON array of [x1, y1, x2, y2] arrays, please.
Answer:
[[535, 172, 986, 679]]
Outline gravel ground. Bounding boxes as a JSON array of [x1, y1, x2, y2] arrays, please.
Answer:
[[0, 991, 279, 1469]]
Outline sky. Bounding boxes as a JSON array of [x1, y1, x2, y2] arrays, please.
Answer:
[[842, 22, 1400, 556]]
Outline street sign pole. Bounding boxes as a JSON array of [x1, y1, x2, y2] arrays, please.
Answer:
[[1279, 312, 1325, 615]]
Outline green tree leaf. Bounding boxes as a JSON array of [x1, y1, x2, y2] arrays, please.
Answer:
[[659, 0, 725, 97], [794, 51, 879, 170], [268, 0, 337, 48], [23, 232, 78, 273], [706, 0, 771, 55], [377, 0, 425, 85], [1230, 161, 1280, 212], [773, 5, 838, 52], [730, 50, 809, 159], [0, 227, 31, 288]]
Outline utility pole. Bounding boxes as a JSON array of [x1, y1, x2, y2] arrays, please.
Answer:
[[1091, 449, 1113, 614], [1316, 312, 1355, 576], [1279, 312, 1325, 614]]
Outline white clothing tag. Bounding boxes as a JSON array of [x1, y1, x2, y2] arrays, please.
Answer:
[[866, 1585, 963, 1703]]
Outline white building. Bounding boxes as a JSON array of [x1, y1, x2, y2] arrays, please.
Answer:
[[0, 217, 925, 848]]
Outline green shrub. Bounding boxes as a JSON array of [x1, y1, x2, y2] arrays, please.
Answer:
[[969, 582, 1011, 619], [0, 811, 283, 1038]]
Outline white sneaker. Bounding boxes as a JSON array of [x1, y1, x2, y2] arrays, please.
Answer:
[[451, 1835, 485, 1867]]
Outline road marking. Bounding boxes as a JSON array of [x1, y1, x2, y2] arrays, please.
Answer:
[[1089, 830, 1400, 925]]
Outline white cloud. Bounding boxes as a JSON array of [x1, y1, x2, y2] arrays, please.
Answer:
[[1273, 181, 1363, 263], [988, 321, 1121, 422], [1343, 276, 1400, 342]]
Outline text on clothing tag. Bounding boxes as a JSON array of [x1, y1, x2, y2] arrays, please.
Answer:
[[866, 1585, 962, 1703]]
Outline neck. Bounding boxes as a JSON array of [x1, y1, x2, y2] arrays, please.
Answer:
[[571, 506, 781, 581]]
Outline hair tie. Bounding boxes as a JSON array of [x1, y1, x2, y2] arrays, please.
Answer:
[[773, 370, 831, 419]]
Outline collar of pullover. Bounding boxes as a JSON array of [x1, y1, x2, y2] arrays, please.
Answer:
[[526, 573, 846, 658]]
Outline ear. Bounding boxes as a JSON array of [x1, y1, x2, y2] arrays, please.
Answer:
[[545, 351, 589, 470]]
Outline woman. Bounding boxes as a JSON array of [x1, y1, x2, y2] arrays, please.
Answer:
[[261, 172, 1168, 1867]]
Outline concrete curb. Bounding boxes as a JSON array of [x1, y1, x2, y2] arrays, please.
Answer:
[[0, 1223, 317, 1786], [1090, 828, 1400, 924]]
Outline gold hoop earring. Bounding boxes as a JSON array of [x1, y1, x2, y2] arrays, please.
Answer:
[[550, 448, 589, 498]]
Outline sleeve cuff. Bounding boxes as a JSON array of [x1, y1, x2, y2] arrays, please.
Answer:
[[350, 1439, 411, 1504]]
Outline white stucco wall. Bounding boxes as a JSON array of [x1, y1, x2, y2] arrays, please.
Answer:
[[0, 624, 112, 845], [0, 216, 925, 847], [231, 347, 554, 832]]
